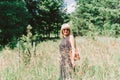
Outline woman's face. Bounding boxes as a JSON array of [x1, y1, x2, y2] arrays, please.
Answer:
[[62, 28, 70, 36]]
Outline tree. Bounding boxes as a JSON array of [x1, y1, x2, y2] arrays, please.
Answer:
[[0, 0, 31, 47], [24, 0, 69, 38], [71, 0, 120, 36]]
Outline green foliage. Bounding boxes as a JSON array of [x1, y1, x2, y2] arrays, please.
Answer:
[[71, 0, 120, 37], [0, 0, 69, 47], [20, 25, 33, 65], [0, 0, 31, 47], [25, 0, 69, 37]]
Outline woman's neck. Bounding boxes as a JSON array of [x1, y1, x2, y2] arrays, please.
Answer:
[[63, 35, 69, 38]]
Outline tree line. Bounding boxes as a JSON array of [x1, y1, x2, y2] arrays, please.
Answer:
[[0, 0, 69, 48], [0, 0, 120, 48]]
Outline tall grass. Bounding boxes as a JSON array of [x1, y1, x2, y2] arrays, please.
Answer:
[[0, 37, 120, 80]]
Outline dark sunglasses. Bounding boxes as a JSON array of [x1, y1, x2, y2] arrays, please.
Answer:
[[63, 28, 70, 31]]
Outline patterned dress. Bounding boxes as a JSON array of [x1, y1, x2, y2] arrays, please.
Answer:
[[59, 36, 74, 80]]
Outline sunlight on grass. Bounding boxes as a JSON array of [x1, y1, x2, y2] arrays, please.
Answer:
[[0, 37, 120, 80]]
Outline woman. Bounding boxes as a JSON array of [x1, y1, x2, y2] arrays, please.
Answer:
[[59, 23, 76, 80]]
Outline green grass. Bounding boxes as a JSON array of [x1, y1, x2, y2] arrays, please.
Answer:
[[0, 36, 120, 80]]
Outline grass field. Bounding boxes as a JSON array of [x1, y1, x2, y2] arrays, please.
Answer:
[[0, 36, 120, 80]]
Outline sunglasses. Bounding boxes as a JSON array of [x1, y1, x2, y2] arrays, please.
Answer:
[[63, 28, 70, 31]]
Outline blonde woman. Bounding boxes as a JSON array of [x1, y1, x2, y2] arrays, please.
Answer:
[[59, 23, 76, 80]]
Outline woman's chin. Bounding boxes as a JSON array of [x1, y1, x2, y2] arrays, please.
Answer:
[[64, 33, 69, 36]]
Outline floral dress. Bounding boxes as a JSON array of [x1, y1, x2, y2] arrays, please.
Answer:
[[59, 36, 74, 80]]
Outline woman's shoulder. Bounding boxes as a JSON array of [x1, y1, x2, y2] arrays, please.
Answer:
[[69, 34, 75, 39], [69, 34, 75, 42]]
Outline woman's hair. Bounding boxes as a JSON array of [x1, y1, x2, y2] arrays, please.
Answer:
[[60, 23, 71, 38]]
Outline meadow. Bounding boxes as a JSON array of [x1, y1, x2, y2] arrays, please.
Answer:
[[0, 36, 120, 80]]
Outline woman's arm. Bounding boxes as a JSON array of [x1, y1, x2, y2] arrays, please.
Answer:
[[69, 35, 76, 66]]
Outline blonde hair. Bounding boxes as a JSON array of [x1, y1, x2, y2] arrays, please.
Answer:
[[60, 23, 71, 38]]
